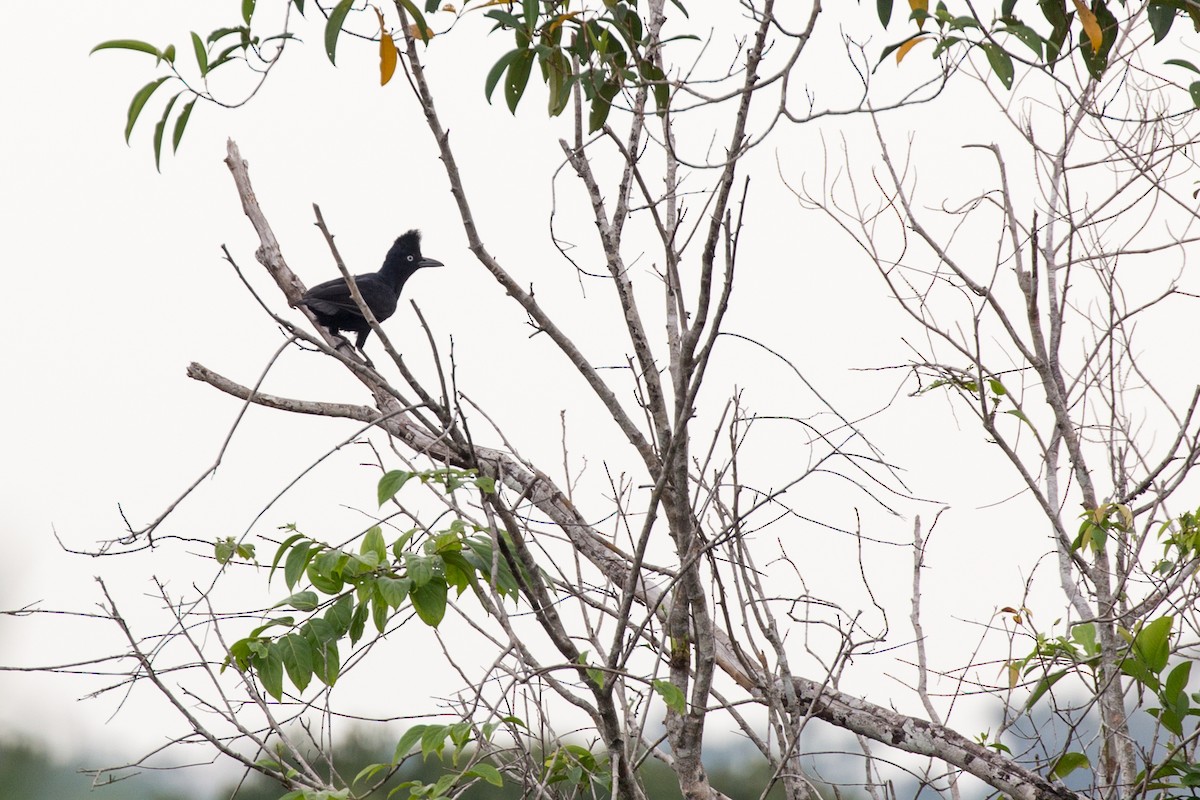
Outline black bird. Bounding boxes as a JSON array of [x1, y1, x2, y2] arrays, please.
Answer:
[[300, 230, 443, 351]]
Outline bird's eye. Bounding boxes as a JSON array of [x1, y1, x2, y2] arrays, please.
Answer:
[[407, 255, 414, 261]]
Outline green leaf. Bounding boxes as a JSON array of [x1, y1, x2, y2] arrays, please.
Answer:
[[1025, 669, 1067, 709], [407, 554, 435, 587], [161, 44, 176, 64], [278, 590, 319, 611], [325, 0, 355, 64], [361, 526, 388, 564], [411, 578, 448, 627], [152, 92, 181, 172], [485, 50, 523, 103], [1071, 622, 1098, 656], [324, 593, 354, 636], [125, 77, 171, 143], [1135, 616, 1173, 673], [190, 32, 209, 76], [1167, 58, 1200, 74], [639, 59, 668, 115], [1165, 661, 1192, 702], [467, 763, 504, 787], [653, 679, 686, 714], [588, 77, 620, 133], [371, 593, 389, 632], [91, 39, 162, 58], [1148, 2, 1175, 43], [393, 725, 429, 762], [378, 470, 414, 505], [505, 48, 536, 113], [284, 540, 314, 590], [997, 24, 1043, 58], [270, 532, 306, 579], [879, 0, 895, 26], [277, 633, 313, 692], [256, 643, 285, 700], [242, 0, 257, 24], [420, 725, 450, 758], [932, 36, 962, 57], [981, 43, 1015, 89], [349, 599, 369, 644], [215, 538, 236, 564], [377, 576, 412, 607], [1189, 81, 1200, 108], [1050, 751, 1091, 779]]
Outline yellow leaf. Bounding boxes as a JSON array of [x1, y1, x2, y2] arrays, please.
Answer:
[[896, 36, 929, 63], [1006, 662, 1020, 688], [442, 3, 456, 10], [408, 23, 434, 39], [374, 7, 397, 86], [1072, 0, 1103, 53], [549, 11, 583, 34], [380, 33, 398, 85], [910, 0, 929, 28]]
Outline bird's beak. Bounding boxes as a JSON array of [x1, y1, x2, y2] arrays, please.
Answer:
[[420, 257, 445, 269]]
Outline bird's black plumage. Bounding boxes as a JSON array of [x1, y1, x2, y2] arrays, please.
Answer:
[[300, 230, 443, 350]]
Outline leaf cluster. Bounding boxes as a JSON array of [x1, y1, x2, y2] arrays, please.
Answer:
[[482, 0, 673, 131], [220, 468, 514, 702], [91, 11, 295, 169], [878, 0, 1198, 99]]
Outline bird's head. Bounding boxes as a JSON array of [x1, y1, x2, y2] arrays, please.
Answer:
[[387, 229, 445, 273]]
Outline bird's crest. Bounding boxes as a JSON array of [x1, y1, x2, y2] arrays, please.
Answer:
[[395, 230, 421, 252]]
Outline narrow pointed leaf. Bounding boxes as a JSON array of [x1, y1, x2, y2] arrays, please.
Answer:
[[125, 77, 170, 143], [1168, 58, 1200, 73], [878, 0, 895, 25], [172, 98, 196, 152], [92, 39, 161, 57], [896, 35, 929, 62], [504, 48, 536, 113], [878, 33, 928, 65], [485, 49, 524, 103], [190, 32, 209, 76], [325, 0, 355, 64], [981, 42, 1015, 88], [152, 92, 181, 171], [1072, 0, 1102, 52]]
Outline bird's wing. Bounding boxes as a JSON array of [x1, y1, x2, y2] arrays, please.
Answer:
[[300, 275, 367, 313]]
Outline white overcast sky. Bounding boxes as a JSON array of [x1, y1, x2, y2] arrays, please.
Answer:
[[6, 0, 1190, 783]]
